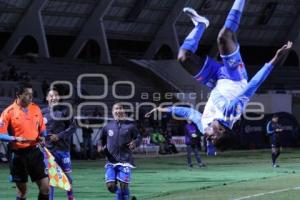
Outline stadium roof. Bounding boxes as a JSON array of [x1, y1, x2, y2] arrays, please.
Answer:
[[0, 0, 299, 44], [0, 0, 299, 61]]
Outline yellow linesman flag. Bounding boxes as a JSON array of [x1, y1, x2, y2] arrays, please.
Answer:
[[42, 146, 71, 191]]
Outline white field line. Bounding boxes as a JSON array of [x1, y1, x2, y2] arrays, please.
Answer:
[[233, 186, 300, 200]]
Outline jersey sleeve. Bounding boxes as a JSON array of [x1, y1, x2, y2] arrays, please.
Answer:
[[168, 106, 204, 133], [168, 106, 191, 119], [193, 56, 220, 89], [266, 121, 274, 135], [100, 126, 107, 146], [57, 109, 76, 139], [0, 109, 11, 134], [0, 109, 15, 141], [223, 98, 243, 120], [57, 121, 76, 139], [237, 63, 274, 100], [130, 125, 142, 147]]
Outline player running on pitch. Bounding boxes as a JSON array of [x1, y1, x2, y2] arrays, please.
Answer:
[[98, 103, 141, 200], [43, 88, 76, 200]]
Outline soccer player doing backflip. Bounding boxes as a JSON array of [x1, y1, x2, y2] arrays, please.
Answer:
[[146, 0, 293, 150]]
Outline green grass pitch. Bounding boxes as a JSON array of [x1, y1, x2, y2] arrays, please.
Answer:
[[1, 149, 300, 200]]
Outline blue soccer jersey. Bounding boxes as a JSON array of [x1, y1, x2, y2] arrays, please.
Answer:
[[167, 61, 273, 132], [166, 106, 204, 133], [205, 63, 274, 129], [202, 78, 248, 130], [180, 1, 274, 131]]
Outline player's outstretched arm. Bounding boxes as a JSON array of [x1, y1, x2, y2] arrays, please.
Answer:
[[269, 41, 293, 66], [0, 134, 16, 142], [97, 126, 107, 153], [232, 41, 293, 102], [0, 134, 33, 143], [144, 106, 170, 118], [54, 119, 77, 142], [128, 126, 142, 151]]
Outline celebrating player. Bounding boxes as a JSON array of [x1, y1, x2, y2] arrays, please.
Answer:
[[43, 88, 76, 200], [98, 102, 141, 200], [146, 0, 293, 150]]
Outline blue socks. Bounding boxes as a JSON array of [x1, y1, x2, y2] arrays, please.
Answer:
[[122, 187, 130, 200], [66, 173, 75, 199], [49, 187, 54, 200], [116, 187, 130, 200], [232, 0, 245, 11], [224, 0, 245, 32], [116, 187, 122, 200], [67, 189, 75, 199], [180, 23, 206, 53]]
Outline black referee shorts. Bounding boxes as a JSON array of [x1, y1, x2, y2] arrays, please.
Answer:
[[10, 146, 48, 182]]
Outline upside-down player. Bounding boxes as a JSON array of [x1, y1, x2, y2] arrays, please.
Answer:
[[146, 0, 293, 150]]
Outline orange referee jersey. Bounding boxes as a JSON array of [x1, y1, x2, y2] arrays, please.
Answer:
[[0, 101, 46, 149]]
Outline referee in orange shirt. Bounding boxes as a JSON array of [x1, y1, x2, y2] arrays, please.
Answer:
[[0, 82, 49, 200]]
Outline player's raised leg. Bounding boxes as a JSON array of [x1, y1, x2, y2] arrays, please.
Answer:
[[217, 0, 245, 55], [178, 7, 209, 76]]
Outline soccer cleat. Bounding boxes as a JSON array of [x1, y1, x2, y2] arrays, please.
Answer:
[[183, 7, 210, 28], [0, 157, 8, 162], [131, 196, 137, 200], [272, 164, 280, 168], [198, 163, 206, 168]]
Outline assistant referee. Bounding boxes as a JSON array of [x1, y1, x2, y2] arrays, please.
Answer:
[[0, 82, 49, 200]]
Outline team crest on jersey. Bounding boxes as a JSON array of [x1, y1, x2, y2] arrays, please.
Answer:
[[228, 59, 238, 68], [108, 130, 114, 137]]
